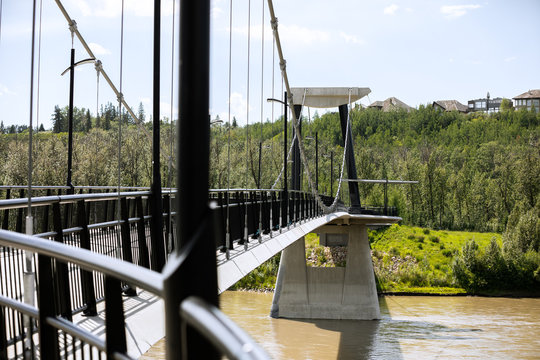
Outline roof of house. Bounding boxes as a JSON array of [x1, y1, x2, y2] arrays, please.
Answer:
[[433, 100, 468, 112], [368, 97, 413, 112], [513, 89, 540, 99]]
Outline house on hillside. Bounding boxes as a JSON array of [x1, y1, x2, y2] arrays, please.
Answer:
[[467, 95, 504, 113], [368, 97, 413, 112], [432, 100, 468, 113], [513, 90, 540, 112]]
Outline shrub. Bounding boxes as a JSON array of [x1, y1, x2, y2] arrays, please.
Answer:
[[442, 249, 452, 257], [429, 235, 440, 243], [389, 247, 400, 257], [418, 244, 423, 250], [423, 229, 431, 235], [416, 235, 425, 242], [440, 244, 445, 250]]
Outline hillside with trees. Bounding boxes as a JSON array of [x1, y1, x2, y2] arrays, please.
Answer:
[[1, 103, 539, 293]]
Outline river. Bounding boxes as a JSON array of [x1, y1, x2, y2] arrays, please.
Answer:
[[142, 291, 540, 359]]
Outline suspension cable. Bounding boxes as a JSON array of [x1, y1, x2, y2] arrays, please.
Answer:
[[0, 0, 3, 51], [225, 0, 233, 253], [117, 0, 125, 209], [271, 31, 275, 174], [35, 0, 43, 133], [259, 0, 264, 188], [266, 0, 353, 213], [167, 0, 176, 247], [95, 61, 101, 126], [245, 0, 251, 189], [27, 0, 38, 220], [53, 0, 173, 167]]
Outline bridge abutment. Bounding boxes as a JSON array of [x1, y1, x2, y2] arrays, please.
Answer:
[[270, 224, 380, 320]]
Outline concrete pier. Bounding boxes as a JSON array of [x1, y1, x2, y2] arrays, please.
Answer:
[[271, 222, 385, 320]]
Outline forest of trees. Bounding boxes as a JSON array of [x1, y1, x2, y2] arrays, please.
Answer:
[[1, 103, 538, 233], [1, 102, 539, 291]]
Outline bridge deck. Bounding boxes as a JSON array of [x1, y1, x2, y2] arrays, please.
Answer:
[[68, 211, 400, 357]]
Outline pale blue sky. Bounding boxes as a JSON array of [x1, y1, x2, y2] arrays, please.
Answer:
[[1, 0, 539, 129]]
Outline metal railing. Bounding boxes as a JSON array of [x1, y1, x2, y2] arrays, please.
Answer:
[[0, 228, 269, 359]]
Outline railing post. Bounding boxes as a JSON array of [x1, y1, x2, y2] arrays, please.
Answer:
[[0, 306, 8, 359], [164, 194, 171, 253], [149, 193, 166, 272], [76, 200, 97, 316], [120, 197, 137, 296], [135, 196, 150, 269], [37, 254, 59, 359], [52, 202, 73, 320], [1, 188, 11, 230], [105, 276, 127, 357], [16, 189, 24, 233]]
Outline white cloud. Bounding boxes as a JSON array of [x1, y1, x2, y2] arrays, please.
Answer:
[[160, 101, 178, 120], [230, 23, 328, 45], [0, 84, 16, 96], [211, 6, 223, 20], [504, 56, 517, 62], [218, 92, 252, 125], [89, 42, 111, 56], [339, 32, 365, 45], [383, 4, 399, 15], [69, 0, 175, 18], [279, 24, 330, 45], [441, 4, 481, 18]]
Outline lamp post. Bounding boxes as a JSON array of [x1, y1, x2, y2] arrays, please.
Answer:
[[267, 92, 288, 193], [486, 91, 490, 113], [267, 92, 288, 228], [324, 151, 334, 196], [61, 49, 94, 191], [305, 132, 319, 193]]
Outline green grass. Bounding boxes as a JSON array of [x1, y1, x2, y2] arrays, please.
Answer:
[[230, 224, 503, 295], [370, 224, 502, 293]]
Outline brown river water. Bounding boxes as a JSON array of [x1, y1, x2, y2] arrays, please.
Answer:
[[141, 291, 540, 359]]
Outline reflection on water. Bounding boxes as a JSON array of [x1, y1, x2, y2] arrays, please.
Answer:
[[220, 292, 540, 360]]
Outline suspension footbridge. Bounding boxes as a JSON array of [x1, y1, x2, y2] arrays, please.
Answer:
[[0, 0, 413, 358]]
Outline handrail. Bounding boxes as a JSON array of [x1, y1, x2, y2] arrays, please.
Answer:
[[180, 296, 271, 360], [0, 229, 163, 295], [0, 191, 153, 210]]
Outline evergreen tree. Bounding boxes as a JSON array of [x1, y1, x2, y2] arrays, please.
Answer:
[[52, 105, 66, 133], [137, 102, 145, 124], [85, 109, 92, 132], [38, 124, 45, 132]]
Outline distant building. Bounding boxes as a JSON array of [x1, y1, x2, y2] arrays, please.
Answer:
[[368, 97, 413, 112], [432, 100, 468, 113], [467, 95, 504, 113], [513, 89, 540, 112]]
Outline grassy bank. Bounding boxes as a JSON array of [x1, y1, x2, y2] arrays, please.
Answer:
[[232, 225, 503, 294], [369, 225, 500, 294]]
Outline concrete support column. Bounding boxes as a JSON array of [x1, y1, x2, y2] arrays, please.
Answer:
[[270, 237, 309, 318], [271, 224, 380, 320], [341, 224, 380, 319]]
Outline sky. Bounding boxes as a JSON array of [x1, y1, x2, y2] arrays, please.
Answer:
[[1, 0, 539, 130]]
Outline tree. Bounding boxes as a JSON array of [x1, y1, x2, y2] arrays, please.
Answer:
[[232, 116, 238, 128], [38, 124, 45, 132], [85, 109, 92, 133], [137, 102, 146, 124], [0, 121, 5, 134], [500, 98, 513, 112], [52, 105, 66, 133]]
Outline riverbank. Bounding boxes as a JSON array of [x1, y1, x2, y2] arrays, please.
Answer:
[[231, 225, 508, 295]]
